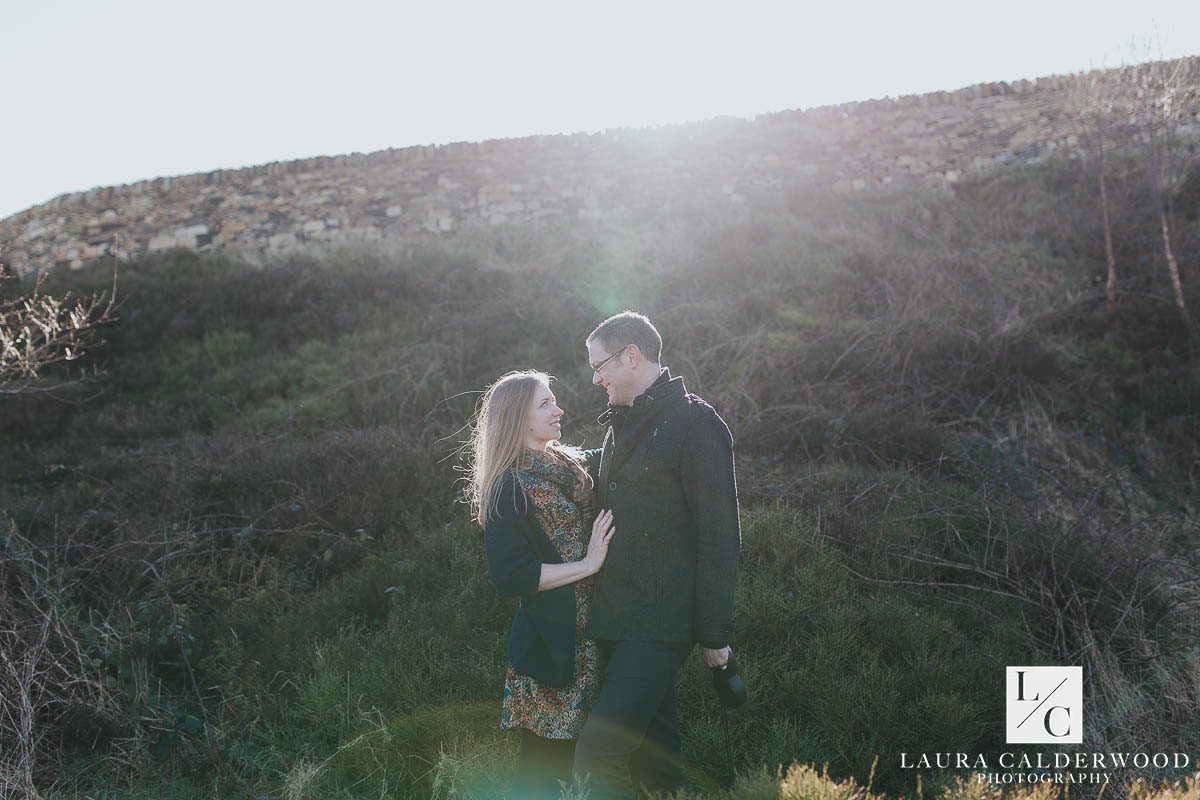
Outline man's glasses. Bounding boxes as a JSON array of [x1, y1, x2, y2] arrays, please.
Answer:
[[589, 345, 629, 374]]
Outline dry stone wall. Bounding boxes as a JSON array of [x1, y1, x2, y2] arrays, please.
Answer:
[[3, 57, 1198, 277]]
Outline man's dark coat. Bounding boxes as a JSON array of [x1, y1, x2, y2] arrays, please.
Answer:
[[587, 368, 740, 649]]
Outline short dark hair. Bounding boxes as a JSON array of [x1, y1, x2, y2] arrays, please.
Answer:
[[588, 311, 662, 363]]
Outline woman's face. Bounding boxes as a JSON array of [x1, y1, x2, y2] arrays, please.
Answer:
[[525, 381, 564, 448]]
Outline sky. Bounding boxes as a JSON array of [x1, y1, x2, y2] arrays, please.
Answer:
[[3, 0, 1199, 220]]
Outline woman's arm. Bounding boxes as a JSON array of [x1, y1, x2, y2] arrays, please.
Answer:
[[537, 560, 600, 591], [485, 476, 617, 596], [485, 512, 543, 597], [536, 509, 616, 591]]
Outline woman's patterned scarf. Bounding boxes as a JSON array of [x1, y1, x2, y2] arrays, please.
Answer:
[[516, 449, 590, 504], [515, 449, 593, 559]]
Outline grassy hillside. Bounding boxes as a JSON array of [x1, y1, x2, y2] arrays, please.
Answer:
[[1, 156, 1198, 799]]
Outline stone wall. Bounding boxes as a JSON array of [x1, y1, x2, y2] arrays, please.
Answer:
[[2, 57, 1198, 276]]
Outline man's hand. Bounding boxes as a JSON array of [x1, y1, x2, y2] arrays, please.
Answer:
[[701, 646, 731, 668]]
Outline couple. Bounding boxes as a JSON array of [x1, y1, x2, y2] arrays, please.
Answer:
[[464, 311, 741, 799]]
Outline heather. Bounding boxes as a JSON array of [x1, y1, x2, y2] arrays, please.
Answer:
[[2, 157, 1198, 799]]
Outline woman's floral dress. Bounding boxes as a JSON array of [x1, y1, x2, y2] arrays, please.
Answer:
[[499, 449, 601, 739]]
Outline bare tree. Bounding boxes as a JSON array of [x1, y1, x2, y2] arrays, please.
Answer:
[[0, 240, 123, 795], [0, 240, 119, 395], [1069, 69, 1126, 326], [1130, 56, 1200, 335], [1, 519, 131, 799]]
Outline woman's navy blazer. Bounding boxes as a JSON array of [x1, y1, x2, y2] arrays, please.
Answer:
[[483, 470, 578, 688]]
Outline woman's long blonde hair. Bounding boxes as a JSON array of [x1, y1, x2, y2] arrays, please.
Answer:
[[462, 370, 591, 527]]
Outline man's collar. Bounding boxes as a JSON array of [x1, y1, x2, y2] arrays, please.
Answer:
[[597, 367, 684, 426], [630, 367, 677, 409]]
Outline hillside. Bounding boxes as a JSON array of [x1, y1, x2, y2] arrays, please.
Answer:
[[2, 56, 1198, 278], [1, 154, 1199, 798]]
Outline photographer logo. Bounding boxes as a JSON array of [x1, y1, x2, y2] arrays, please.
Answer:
[[1006, 666, 1082, 744]]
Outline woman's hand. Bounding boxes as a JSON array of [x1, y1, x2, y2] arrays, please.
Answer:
[[534, 510, 617, 591], [583, 509, 616, 574]]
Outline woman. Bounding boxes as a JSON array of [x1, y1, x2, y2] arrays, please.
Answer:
[[464, 370, 616, 799]]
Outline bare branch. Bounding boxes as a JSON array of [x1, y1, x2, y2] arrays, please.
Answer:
[[0, 268, 118, 393]]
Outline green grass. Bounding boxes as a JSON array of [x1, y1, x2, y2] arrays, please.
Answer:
[[2, 158, 1198, 798]]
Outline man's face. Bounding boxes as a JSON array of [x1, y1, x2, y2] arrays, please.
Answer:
[[587, 338, 635, 406]]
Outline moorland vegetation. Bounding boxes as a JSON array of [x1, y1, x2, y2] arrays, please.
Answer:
[[1, 152, 1199, 799]]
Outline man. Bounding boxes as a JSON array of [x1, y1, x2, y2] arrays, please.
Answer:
[[574, 310, 741, 798]]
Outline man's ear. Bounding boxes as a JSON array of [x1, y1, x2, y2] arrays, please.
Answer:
[[626, 344, 643, 368]]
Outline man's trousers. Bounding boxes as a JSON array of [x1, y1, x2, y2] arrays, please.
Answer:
[[572, 639, 694, 799]]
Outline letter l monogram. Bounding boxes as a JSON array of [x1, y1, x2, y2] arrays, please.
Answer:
[[1016, 671, 1040, 701]]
